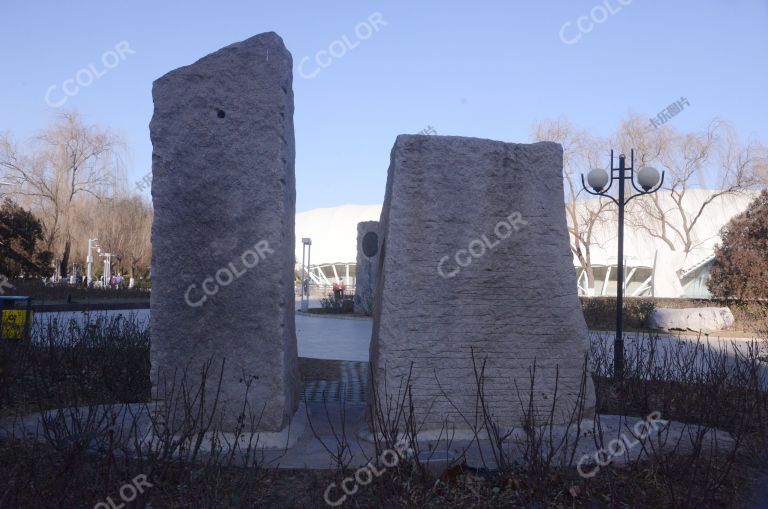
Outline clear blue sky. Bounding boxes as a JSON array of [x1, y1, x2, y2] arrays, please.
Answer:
[[1, 0, 766, 212]]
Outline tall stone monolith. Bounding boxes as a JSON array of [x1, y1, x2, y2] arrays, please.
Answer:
[[150, 32, 299, 433], [354, 221, 380, 315], [370, 135, 595, 432]]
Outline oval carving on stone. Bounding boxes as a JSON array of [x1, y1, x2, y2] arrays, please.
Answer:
[[362, 232, 379, 258]]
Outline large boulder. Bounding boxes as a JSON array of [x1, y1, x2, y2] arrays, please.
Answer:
[[150, 32, 299, 433], [369, 135, 595, 432], [647, 307, 735, 332]]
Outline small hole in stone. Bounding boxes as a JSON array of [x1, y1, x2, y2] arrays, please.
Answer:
[[216, 109, 226, 118]]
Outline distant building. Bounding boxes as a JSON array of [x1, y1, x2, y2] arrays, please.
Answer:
[[569, 190, 760, 298], [294, 190, 759, 298], [295, 205, 381, 289]]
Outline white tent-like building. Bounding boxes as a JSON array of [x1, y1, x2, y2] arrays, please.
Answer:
[[571, 189, 760, 298], [295, 190, 759, 298], [295, 205, 381, 288]]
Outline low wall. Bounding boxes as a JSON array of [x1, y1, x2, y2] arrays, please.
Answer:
[[6, 279, 150, 303]]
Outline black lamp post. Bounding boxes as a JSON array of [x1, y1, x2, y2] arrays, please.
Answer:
[[580, 149, 664, 380]]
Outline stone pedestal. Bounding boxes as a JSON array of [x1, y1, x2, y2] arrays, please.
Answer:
[[150, 32, 299, 432], [370, 135, 595, 431], [354, 221, 380, 315]]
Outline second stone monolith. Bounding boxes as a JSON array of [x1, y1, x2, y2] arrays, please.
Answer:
[[370, 135, 595, 432]]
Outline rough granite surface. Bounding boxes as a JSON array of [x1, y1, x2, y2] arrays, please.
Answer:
[[370, 135, 595, 430], [150, 32, 299, 432], [354, 221, 380, 315]]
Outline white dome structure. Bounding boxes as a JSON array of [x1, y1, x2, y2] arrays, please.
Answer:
[[570, 189, 760, 298], [294, 190, 759, 297], [295, 204, 381, 264], [295, 204, 381, 287]]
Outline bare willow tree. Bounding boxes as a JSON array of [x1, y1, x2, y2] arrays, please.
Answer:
[[91, 196, 152, 278], [0, 111, 125, 276], [532, 118, 611, 294], [615, 114, 766, 255]]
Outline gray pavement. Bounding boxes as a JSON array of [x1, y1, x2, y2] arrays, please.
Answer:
[[31, 308, 373, 361], [296, 313, 371, 361]]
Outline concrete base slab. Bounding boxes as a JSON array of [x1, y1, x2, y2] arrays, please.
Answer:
[[143, 402, 308, 452], [0, 402, 307, 455], [0, 402, 735, 472]]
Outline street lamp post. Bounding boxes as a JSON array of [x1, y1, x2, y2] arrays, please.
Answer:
[[580, 149, 664, 380], [301, 238, 312, 312]]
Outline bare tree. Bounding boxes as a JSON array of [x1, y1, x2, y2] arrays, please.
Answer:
[[615, 115, 765, 255], [532, 118, 611, 294], [91, 195, 152, 278], [0, 111, 125, 276]]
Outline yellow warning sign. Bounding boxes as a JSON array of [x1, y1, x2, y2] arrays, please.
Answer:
[[1, 310, 31, 340]]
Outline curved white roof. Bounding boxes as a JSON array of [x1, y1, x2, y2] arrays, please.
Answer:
[[295, 204, 381, 265], [294, 190, 758, 268], [574, 189, 759, 271]]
